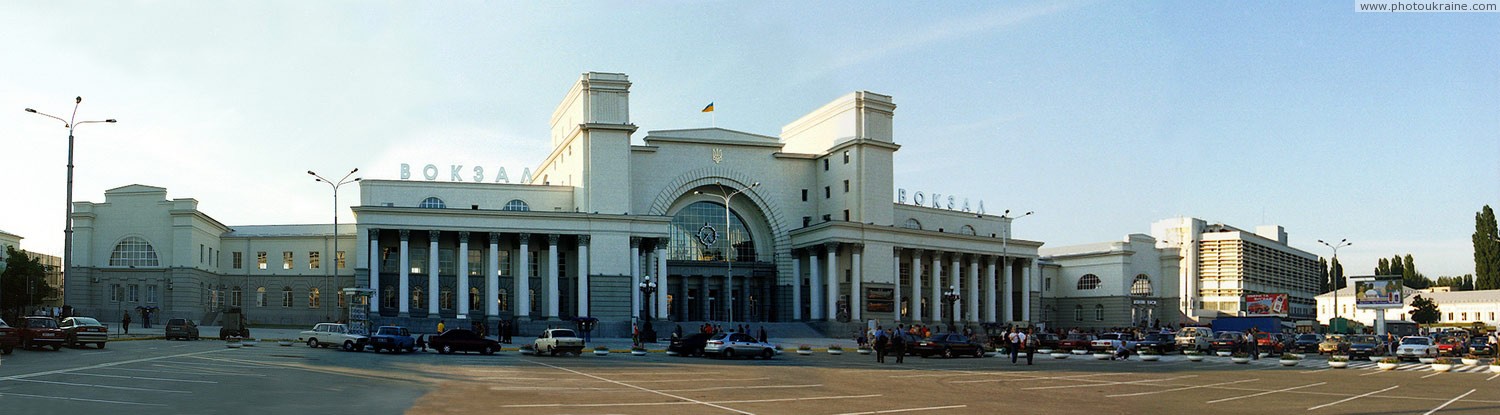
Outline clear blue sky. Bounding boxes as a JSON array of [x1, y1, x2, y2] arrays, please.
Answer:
[[3, 1, 1495, 278]]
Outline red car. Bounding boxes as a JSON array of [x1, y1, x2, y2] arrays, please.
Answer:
[[0, 317, 20, 354], [1435, 336, 1469, 356], [1253, 333, 1285, 355], [1057, 333, 1096, 351], [20, 316, 66, 351]]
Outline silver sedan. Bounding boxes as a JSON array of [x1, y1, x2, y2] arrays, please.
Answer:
[[702, 332, 776, 359]]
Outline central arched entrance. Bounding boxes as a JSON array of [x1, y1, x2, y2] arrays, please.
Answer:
[[662, 190, 778, 323]]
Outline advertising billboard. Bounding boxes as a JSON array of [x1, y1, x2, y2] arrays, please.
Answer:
[[1353, 275, 1404, 309], [1244, 293, 1289, 317]]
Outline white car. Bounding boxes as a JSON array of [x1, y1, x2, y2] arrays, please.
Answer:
[[1394, 336, 1437, 361], [298, 323, 368, 351], [1174, 327, 1213, 352]]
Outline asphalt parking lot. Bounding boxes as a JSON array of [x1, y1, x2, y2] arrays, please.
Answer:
[[5, 342, 1500, 415]]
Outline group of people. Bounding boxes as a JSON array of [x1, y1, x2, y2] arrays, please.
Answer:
[[868, 326, 907, 364]]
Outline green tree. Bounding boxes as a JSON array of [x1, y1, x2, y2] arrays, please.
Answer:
[[1, 247, 57, 320], [1390, 254, 1405, 278], [1463, 274, 1475, 291], [1409, 295, 1441, 326], [1331, 258, 1345, 290], [1376, 258, 1390, 276], [1319, 257, 1330, 293], [1475, 205, 1500, 290]]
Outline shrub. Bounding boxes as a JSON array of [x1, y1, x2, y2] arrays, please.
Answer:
[[1280, 354, 1302, 360], [828, 344, 844, 351], [798, 344, 813, 351], [1328, 356, 1349, 362], [1184, 349, 1203, 355], [1433, 357, 1458, 365], [1378, 357, 1400, 364], [1231, 352, 1250, 358], [594, 345, 609, 351]]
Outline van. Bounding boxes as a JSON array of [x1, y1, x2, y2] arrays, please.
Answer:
[[1175, 326, 1213, 352]]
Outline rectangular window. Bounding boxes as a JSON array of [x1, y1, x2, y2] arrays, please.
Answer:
[[801, 189, 808, 201], [309, 289, 320, 308], [110, 284, 122, 302], [231, 289, 242, 307], [824, 186, 830, 198], [1075, 307, 1082, 322], [843, 150, 850, 164], [309, 251, 321, 269], [528, 251, 540, 278], [233, 252, 243, 269], [468, 249, 484, 276], [146, 285, 158, 304], [283, 251, 293, 270], [843, 180, 849, 192], [283, 289, 293, 308], [200, 244, 205, 264], [256, 289, 266, 307], [257, 252, 268, 270], [843, 209, 850, 221], [823, 158, 829, 171], [128, 284, 140, 302], [498, 250, 512, 277], [439, 248, 457, 275], [803, 216, 811, 227], [822, 214, 831, 221], [410, 248, 428, 273], [336, 251, 346, 269], [381, 247, 398, 273], [1096, 307, 1104, 321]]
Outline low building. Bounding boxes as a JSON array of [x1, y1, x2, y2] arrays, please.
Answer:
[[1316, 286, 1500, 328], [1040, 234, 1181, 330]]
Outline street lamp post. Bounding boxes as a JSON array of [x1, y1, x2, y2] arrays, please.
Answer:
[[309, 169, 361, 322], [999, 210, 1032, 324], [26, 97, 116, 311], [1319, 238, 1352, 333], [942, 285, 960, 332], [694, 181, 759, 326], [639, 275, 657, 343]]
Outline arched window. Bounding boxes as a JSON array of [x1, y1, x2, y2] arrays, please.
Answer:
[[382, 285, 396, 309], [256, 287, 266, 307], [470, 287, 482, 310], [1095, 304, 1105, 321], [1077, 274, 1102, 290], [903, 218, 922, 230], [419, 197, 446, 209], [1074, 304, 1083, 321], [308, 287, 320, 308], [281, 286, 293, 307], [109, 237, 160, 267], [958, 225, 976, 235], [1131, 274, 1152, 296], [503, 199, 530, 211], [412, 286, 424, 309], [668, 201, 757, 262]]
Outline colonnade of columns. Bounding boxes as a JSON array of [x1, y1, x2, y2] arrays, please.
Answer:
[[792, 243, 1035, 324]]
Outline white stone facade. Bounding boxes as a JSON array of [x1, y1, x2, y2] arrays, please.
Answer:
[[1317, 287, 1500, 328]]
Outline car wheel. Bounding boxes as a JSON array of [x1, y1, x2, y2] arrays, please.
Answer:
[[974, 348, 984, 358], [944, 348, 955, 358], [441, 344, 454, 354], [308, 338, 319, 348], [724, 348, 736, 359], [372, 346, 382, 353], [98, 342, 106, 349], [1, 346, 11, 355], [482, 346, 495, 355], [762, 348, 774, 359], [51, 344, 62, 351]]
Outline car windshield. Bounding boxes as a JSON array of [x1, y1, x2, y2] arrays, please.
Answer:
[[1297, 334, 1319, 341], [1325, 335, 1344, 342], [378, 327, 402, 335], [1215, 332, 1241, 339], [1401, 337, 1431, 345], [1349, 335, 1376, 343], [71, 317, 101, 326], [28, 319, 58, 328]]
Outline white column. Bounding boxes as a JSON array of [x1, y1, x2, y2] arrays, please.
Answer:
[[656, 240, 668, 320], [951, 255, 961, 322], [911, 249, 923, 322], [825, 242, 839, 322], [546, 234, 559, 319], [791, 251, 802, 320], [398, 230, 410, 315], [931, 253, 942, 325], [630, 237, 641, 321], [577, 235, 590, 318], [984, 257, 997, 322], [487, 232, 499, 317], [809, 250, 822, 320], [892, 248, 902, 322], [967, 255, 979, 324], [851, 243, 863, 322], [428, 230, 440, 316], [457, 231, 470, 319], [1023, 259, 1033, 321], [1001, 257, 1012, 322], [516, 233, 530, 319], [368, 229, 380, 313]]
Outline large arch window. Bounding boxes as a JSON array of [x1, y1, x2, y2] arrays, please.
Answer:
[[109, 237, 160, 267], [958, 225, 976, 236], [1077, 274, 1102, 290], [903, 218, 922, 230], [419, 197, 446, 209], [668, 201, 756, 262], [1131, 274, 1152, 296], [503, 199, 530, 211]]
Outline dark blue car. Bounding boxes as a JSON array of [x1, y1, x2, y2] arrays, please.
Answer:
[[368, 326, 415, 353]]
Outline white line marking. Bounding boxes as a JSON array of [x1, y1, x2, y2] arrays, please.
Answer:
[[658, 384, 821, 392], [0, 391, 167, 406], [1107, 379, 1260, 398], [1423, 389, 1476, 415], [832, 405, 969, 415], [1307, 385, 1399, 411], [1359, 369, 1389, 376], [714, 394, 882, 404], [0, 349, 227, 381], [527, 360, 755, 414], [952, 373, 1113, 384], [1301, 368, 1331, 374], [1487, 373, 1500, 381], [98, 367, 265, 377], [629, 376, 774, 383], [65, 372, 219, 383], [1022, 375, 1196, 390], [1421, 371, 1446, 379], [8, 378, 191, 393], [504, 394, 884, 408], [1206, 382, 1326, 403]]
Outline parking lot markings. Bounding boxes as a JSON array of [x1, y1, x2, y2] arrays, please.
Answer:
[[831, 404, 968, 415], [0, 391, 168, 407], [1420, 371, 1445, 379], [658, 384, 821, 393], [1022, 375, 1197, 390], [67, 372, 220, 383], [528, 360, 755, 415], [8, 378, 192, 393], [1306, 385, 1399, 411], [1105, 378, 1260, 398], [1423, 389, 1475, 415], [951, 373, 1114, 384], [1487, 373, 1500, 381], [1204, 382, 1325, 403]]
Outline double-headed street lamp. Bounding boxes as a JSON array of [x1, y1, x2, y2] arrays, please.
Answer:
[[999, 209, 1032, 323], [1319, 238, 1352, 332], [942, 285, 960, 332], [639, 275, 658, 343], [309, 169, 361, 322], [26, 97, 116, 310], [694, 181, 759, 326]]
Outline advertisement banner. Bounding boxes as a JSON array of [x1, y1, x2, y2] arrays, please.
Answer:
[[1354, 275, 1404, 309], [1244, 293, 1289, 317]]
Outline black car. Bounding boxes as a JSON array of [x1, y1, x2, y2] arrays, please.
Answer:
[[428, 329, 500, 355], [1136, 333, 1176, 354], [1291, 333, 1323, 353], [1033, 332, 1061, 350], [1346, 334, 1388, 358], [1466, 337, 1495, 357], [668, 332, 714, 357], [165, 318, 200, 341], [911, 333, 985, 358]]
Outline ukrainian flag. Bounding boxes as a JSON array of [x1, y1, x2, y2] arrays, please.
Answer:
[[701, 102, 714, 113]]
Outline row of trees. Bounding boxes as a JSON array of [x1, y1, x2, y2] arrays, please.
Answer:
[[1, 246, 59, 322]]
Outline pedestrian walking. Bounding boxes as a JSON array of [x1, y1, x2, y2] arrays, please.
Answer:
[[417, 334, 427, 352], [874, 327, 888, 363], [1025, 328, 1037, 365], [121, 312, 131, 335], [891, 330, 906, 363], [437, 320, 446, 334], [1008, 329, 1026, 364], [1248, 328, 1260, 360], [759, 326, 768, 343]]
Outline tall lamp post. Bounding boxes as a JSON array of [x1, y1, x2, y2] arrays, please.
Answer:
[[1319, 238, 1351, 333], [942, 285, 960, 332], [639, 275, 657, 343], [999, 209, 1032, 324], [26, 97, 116, 311], [694, 181, 759, 326], [309, 169, 361, 322]]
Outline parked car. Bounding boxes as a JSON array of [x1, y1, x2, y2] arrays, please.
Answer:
[[898, 332, 926, 355], [1435, 336, 1468, 356], [59, 317, 108, 349], [533, 328, 585, 356], [165, 318, 201, 340], [1137, 333, 1176, 354], [1394, 336, 1438, 361], [368, 326, 416, 353], [431, 328, 501, 355], [911, 333, 986, 358], [1174, 327, 1213, 352], [19, 316, 66, 351], [702, 332, 778, 359], [1210, 331, 1247, 353], [0, 317, 19, 354], [1252, 332, 1285, 355], [1465, 336, 1495, 357], [1291, 333, 1324, 353], [1058, 333, 1096, 351], [667, 332, 714, 357], [1091, 332, 1140, 352], [1318, 334, 1350, 355], [1032, 332, 1060, 350], [298, 323, 368, 351], [1346, 334, 1388, 358]]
